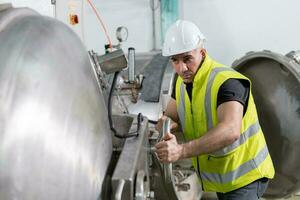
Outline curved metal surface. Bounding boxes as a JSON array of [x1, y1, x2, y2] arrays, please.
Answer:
[[160, 117, 180, 199], [135, 170, 146, 200], [0, 7, 112, 200], [114, 179, 125, 200], [0, 6, 38, 31], [232, 50, 300, 198]]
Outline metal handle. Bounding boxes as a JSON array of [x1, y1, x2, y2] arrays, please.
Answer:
[[162, 117, 171, 138], [149, 117, 180, 199], [156, 117, 170, 142], [162, 118, 172, 184], [114, 179, 125, 200]]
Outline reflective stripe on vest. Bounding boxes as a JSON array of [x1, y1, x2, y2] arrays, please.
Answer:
[[205, 67, 235, 130], [212, 121, 261, 156], [205, 67, 264, 156], [202, 145, 269, 184], [178, 83, 186, 131]]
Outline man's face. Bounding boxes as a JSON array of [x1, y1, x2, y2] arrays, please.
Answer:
[[170, 48, 203, 83]]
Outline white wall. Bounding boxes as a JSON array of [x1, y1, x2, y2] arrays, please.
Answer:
[[1, 0, 154, 54], [84, 0, 153, 54], [0, 0, 54, 17], [55, 0, 154, 54], [182, 0, 300, 65], [3, 0, 300, 64], [54, 0, 84, 43]]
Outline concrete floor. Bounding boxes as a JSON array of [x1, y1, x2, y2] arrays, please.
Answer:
[[262, 194, 300, 200], [201, 192, 300, 200]]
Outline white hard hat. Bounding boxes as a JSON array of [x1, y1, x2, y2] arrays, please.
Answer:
[[162, 20, 206, 56]]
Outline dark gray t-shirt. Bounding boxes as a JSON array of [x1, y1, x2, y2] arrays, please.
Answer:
[[172, 78, 250, 115]]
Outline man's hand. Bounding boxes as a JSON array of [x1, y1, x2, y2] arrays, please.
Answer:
[[155, 116, 179, 132], [155, 133, 183, 163]]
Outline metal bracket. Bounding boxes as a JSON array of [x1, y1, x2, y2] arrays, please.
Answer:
[[96, 49, 127, 74], [286, 50, 300, 65], [51, 0, 56, 5], [88, 50, 109, 90]]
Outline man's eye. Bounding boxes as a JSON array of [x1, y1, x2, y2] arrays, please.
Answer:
[[184, 58, 192, 63], [171, 59, 178, 63]]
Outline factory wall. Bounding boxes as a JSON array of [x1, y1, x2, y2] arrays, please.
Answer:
[[84, 0, 153, 54], [182, 0, 300, 65], [1, 0, 155, 54], [0, 0, 54, 17], [2, 0, 300, 65], [55, 0, 154, 54]]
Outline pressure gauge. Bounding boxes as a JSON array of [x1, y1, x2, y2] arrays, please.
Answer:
[[116, 26, 128, 43]]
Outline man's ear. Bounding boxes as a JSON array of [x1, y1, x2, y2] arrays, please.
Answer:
[[200, 48, 206, 57]]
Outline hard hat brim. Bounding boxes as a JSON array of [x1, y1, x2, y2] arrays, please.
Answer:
[[162, 42, 204, 57]]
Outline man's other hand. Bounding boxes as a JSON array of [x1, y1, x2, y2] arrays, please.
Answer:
[[155, 133, 183, 163]]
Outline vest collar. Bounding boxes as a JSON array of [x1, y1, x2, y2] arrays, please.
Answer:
[[193, 54, 213, 85]]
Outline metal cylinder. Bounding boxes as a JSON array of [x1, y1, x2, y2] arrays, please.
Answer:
[[0, 6, 112, 200], [233, 50, 300, 199], [128, 47, 135, 83]]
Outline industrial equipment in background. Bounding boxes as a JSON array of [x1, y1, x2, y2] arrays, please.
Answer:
[[233, 50, 300, 198], [1, 3, 300, 200]]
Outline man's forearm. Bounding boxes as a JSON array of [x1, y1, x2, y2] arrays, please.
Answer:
[[164, 98, 179, 123], [180, 122, 239, 159]]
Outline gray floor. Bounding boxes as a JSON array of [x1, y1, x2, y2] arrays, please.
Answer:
[[201, 192, 300, 200]]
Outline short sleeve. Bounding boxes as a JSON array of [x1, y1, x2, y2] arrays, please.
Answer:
[[217, 79, 250, 115]]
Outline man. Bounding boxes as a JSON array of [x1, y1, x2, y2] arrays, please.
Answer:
[[155, 20, 275, 199]]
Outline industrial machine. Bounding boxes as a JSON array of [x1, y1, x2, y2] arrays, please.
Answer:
[[0, 4, 300, 200], [0, 4, 200, 200], [233, 51, 300, 198]]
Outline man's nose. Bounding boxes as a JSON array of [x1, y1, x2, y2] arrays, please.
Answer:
[[179, 61, 188, 73]]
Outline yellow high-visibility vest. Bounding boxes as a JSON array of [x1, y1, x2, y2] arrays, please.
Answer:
[[175, 55, 275, 192]]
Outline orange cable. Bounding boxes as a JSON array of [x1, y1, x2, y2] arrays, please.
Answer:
[[86, 0, 113, 51]]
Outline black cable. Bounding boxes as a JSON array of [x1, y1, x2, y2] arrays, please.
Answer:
[[108, 71, 141, 138], [148, 119, 158, 124]]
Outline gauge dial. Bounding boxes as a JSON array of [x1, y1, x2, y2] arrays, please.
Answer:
[[116, 26, 128, 42]]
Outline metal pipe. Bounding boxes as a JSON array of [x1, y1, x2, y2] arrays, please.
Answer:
[[128, 47, 135, 83]]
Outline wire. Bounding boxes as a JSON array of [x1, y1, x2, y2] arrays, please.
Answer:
[[108, 71, 141, 138], [86, 0, 113, 51], [150, 0, 160, 11], [148, 119, 158, 124]]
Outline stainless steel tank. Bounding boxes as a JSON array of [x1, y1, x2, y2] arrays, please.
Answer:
[[0, 6, 112, 200], [233, 50, 300, 199]]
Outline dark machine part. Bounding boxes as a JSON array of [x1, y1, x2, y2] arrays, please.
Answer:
[[140, 54, 170, 102], [96, 49, 128, 74], [0, 6, 113, 200], [232, 50, 300, 199]]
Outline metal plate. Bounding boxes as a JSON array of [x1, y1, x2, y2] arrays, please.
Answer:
[[233, 50, 300, 198]]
